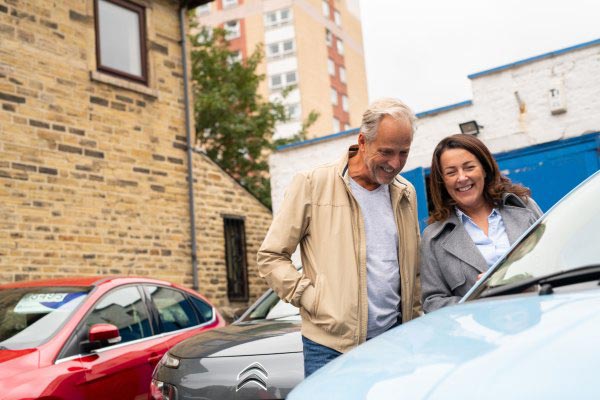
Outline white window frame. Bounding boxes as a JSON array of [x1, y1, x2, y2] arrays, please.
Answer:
[[224, 20, 240, 40], [264, 8, 292, 28], [333, 117, 341, 133], [336, 38, 344, 55], [287, 103, 301, 120], [322, 0, 330, 18], [223, 0, 238, 8], [196, 3, 210, 15], [328, 58, 335, 76], [325, 29, 333, 46], [266, 39, 295, 59], [330, 87, 338, 105], [339, 66, 346, 83], [269, 70, 298, 90], [342, 95, 349, 112], [228, 50, 242, 64], [334, 9, 341, 26]]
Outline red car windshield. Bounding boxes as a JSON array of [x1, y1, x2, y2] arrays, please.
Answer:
[[0, 286, 91, 350]]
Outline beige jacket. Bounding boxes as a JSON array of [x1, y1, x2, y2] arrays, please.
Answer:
[[258, 147, 422, 353]]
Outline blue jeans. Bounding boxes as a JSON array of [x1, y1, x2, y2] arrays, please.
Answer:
[[302, 336, 342, 378]]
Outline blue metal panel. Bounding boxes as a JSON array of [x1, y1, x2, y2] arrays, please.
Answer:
[[400, 167, 429, 232], [402, 132, 599, 231], [494, 132, 600, 212]]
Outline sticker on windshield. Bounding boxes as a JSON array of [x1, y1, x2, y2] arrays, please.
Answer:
[[14, 292, 87, 313]]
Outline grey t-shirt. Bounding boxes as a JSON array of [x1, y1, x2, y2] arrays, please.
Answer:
[[349, 178, 401, 339]]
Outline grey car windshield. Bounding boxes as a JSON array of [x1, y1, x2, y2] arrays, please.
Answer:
[[468, 172, 600, 299], [243, 290, 299, 321]]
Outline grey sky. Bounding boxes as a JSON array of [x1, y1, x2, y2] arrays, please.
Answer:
[[358, 0, 600, 113]]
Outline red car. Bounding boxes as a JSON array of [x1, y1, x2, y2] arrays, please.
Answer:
[[0, 276, 225, 399]]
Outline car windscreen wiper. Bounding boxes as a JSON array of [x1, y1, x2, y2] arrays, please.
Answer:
[[478, 264, 600, 299]]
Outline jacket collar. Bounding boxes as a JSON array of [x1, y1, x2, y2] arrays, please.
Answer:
[[337, 145, 410, 199], [427, 192, 533, 272]]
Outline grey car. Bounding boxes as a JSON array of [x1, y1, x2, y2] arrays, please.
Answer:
[[150, 288, 303, 399]]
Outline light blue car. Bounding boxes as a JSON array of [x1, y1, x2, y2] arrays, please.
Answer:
[[289, 170, 600, 400]]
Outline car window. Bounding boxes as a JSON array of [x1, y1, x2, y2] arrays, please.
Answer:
[[146, 286, 199, 333], [0, 286, 90, 350], [243, 290, 299, 321], [188, 296, 214, 324], [468, 172, 600, 299], [83, 286, 152, 344]]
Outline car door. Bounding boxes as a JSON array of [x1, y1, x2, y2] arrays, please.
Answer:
[[78, 285, 167, 400]]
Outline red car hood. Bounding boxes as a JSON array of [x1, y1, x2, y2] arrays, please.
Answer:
[[0, 349, 39, 380]]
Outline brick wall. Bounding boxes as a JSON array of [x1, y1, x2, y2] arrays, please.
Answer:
[[0, 0, 272, 310]]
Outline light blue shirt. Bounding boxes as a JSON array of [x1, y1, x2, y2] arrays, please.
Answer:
[[456, 208, 511, 268]]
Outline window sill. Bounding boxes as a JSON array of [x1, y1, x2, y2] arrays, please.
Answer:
[[90, 71, 158, 98]]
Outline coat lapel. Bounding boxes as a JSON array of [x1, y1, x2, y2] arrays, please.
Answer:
[[440, 214, 488, 273], [500, 205, 534, 244]]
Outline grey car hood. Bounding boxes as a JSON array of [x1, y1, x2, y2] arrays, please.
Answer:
[[169, 320, 302, 359]]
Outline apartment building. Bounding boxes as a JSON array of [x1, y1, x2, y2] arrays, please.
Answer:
[[195, 0, 369, 139]]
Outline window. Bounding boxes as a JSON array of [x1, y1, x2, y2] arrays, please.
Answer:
[[146, 286, 199, 333], [339, 66, 347, 83], [336, 38, 344, 55], [342, 94, 349, 112], [270, 74, 282, 88], [322, 0, 330, 17], [325, 29, 332, 46], [333, 117, 341, 132], [328, 58, 335, 76], [223, 217, 249, 301], [83, 286, 151, 344], [196, 3, 210, 15], [224, 20, 240, 39], [286, 71, 297, 85], [95, 0, 147, 83], [334, 9, 341, 26], [228, 50, 242, 64], [331, 87, 338, 105], [264, 8, 292, 28], [222, 0, 238, 8], [287, 103, 301, 120], [266, 39, 295, 59], [269, 70, 298, 90]]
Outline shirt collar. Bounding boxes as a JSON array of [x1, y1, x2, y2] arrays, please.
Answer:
[[455, 207, 500, 224]]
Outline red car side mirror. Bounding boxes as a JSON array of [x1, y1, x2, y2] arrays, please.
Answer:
[[88, 323, 121, 345]]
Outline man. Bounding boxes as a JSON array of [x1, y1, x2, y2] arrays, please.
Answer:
[[257, 98, 421, 377]]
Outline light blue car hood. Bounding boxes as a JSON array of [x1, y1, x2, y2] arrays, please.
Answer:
[[290, 289, 600, 399]]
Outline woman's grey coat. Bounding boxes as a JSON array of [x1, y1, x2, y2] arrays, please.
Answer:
[[420, 194, 542, 313]]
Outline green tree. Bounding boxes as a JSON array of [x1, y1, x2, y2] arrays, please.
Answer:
[[190, 26, 317, 208]]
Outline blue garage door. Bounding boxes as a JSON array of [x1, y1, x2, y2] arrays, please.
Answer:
[[495, 132, 600, 212], [402, 132, 600, 232]]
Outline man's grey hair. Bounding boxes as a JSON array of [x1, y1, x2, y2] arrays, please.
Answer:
[[360, 98, 416, 142]]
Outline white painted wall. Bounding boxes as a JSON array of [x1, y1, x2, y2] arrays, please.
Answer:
[[269, 42, 600, 213]]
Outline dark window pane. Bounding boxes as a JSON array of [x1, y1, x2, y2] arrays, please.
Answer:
[[146, 286, 199, 333], [84, 286, 151, 344], [223, 217, 249, 301], [189, 296, 213, 324]]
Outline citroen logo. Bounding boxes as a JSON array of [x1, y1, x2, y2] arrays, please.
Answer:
[[236, 361, 269, 391]]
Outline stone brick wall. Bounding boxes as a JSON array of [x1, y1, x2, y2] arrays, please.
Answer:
[[0, 0, 272, 310], [269, 41, 600, 213]]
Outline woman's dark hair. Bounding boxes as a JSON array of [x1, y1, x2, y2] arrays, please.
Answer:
[[428, 134, 531, 223]]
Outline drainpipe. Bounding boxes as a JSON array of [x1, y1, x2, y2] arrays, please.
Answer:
[[179, 5, 199, 290]]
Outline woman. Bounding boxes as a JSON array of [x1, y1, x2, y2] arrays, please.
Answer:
[[421, 134, 542, 313]]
